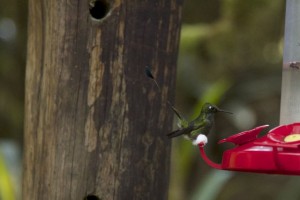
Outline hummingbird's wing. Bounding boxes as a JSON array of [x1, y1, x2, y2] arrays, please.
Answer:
[[167, 122, 206, 138], [166, 126, 195, 138]]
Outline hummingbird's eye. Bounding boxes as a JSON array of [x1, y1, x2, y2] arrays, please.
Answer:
[[208, 105, 216, 111]]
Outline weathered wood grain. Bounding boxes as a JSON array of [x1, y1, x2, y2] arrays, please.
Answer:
[[23, 0, 183, 199]]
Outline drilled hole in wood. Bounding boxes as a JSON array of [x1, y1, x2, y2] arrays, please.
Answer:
[[84, 194, 101, 200], [89, 0, 110, 20]]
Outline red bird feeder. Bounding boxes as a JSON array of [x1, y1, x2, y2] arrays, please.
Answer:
[[199, 123, 300, 175]]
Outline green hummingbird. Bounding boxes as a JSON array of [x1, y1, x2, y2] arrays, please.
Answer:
[[145, 66, 232, 145], [167, 103, 232, 142]]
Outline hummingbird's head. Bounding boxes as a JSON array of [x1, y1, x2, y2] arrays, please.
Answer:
[[202, 103, 232, 115]]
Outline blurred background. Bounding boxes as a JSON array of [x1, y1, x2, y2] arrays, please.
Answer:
[[170, 0, 300, 200], [1, 0, 300, 200], [0, 0, 26, 199]]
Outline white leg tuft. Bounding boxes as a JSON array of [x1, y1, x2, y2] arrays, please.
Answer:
[[192, 134, 208, 146]]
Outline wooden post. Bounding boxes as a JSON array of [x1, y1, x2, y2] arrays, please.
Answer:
[[23, 0, 182, 199], [280, 0, 300, 124]]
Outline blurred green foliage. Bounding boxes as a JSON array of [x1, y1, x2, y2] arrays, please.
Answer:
[[170, 0, 300, 200], [2, 0, 300, 200], [0, 152, 15, 200], [0, 0, 27, 199], [0, 0, 26, 140]]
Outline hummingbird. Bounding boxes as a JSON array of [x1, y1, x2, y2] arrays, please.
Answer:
[[167, 103, 232, 143], [145, 66, 232, 145]]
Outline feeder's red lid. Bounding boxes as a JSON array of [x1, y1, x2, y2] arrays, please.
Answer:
[[218, 125, 269, 145], [199, 123, 300, 175], [252, 123, 300, 149], [268, 123, 300, 143]]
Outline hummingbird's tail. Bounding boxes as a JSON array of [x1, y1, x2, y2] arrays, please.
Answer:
[[145, 66, 161, 92], [145, 66, 185, 121], [168, 103, 184, 121]]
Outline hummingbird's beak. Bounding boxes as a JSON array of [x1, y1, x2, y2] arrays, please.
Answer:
[[217, 108, 233, 114]]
